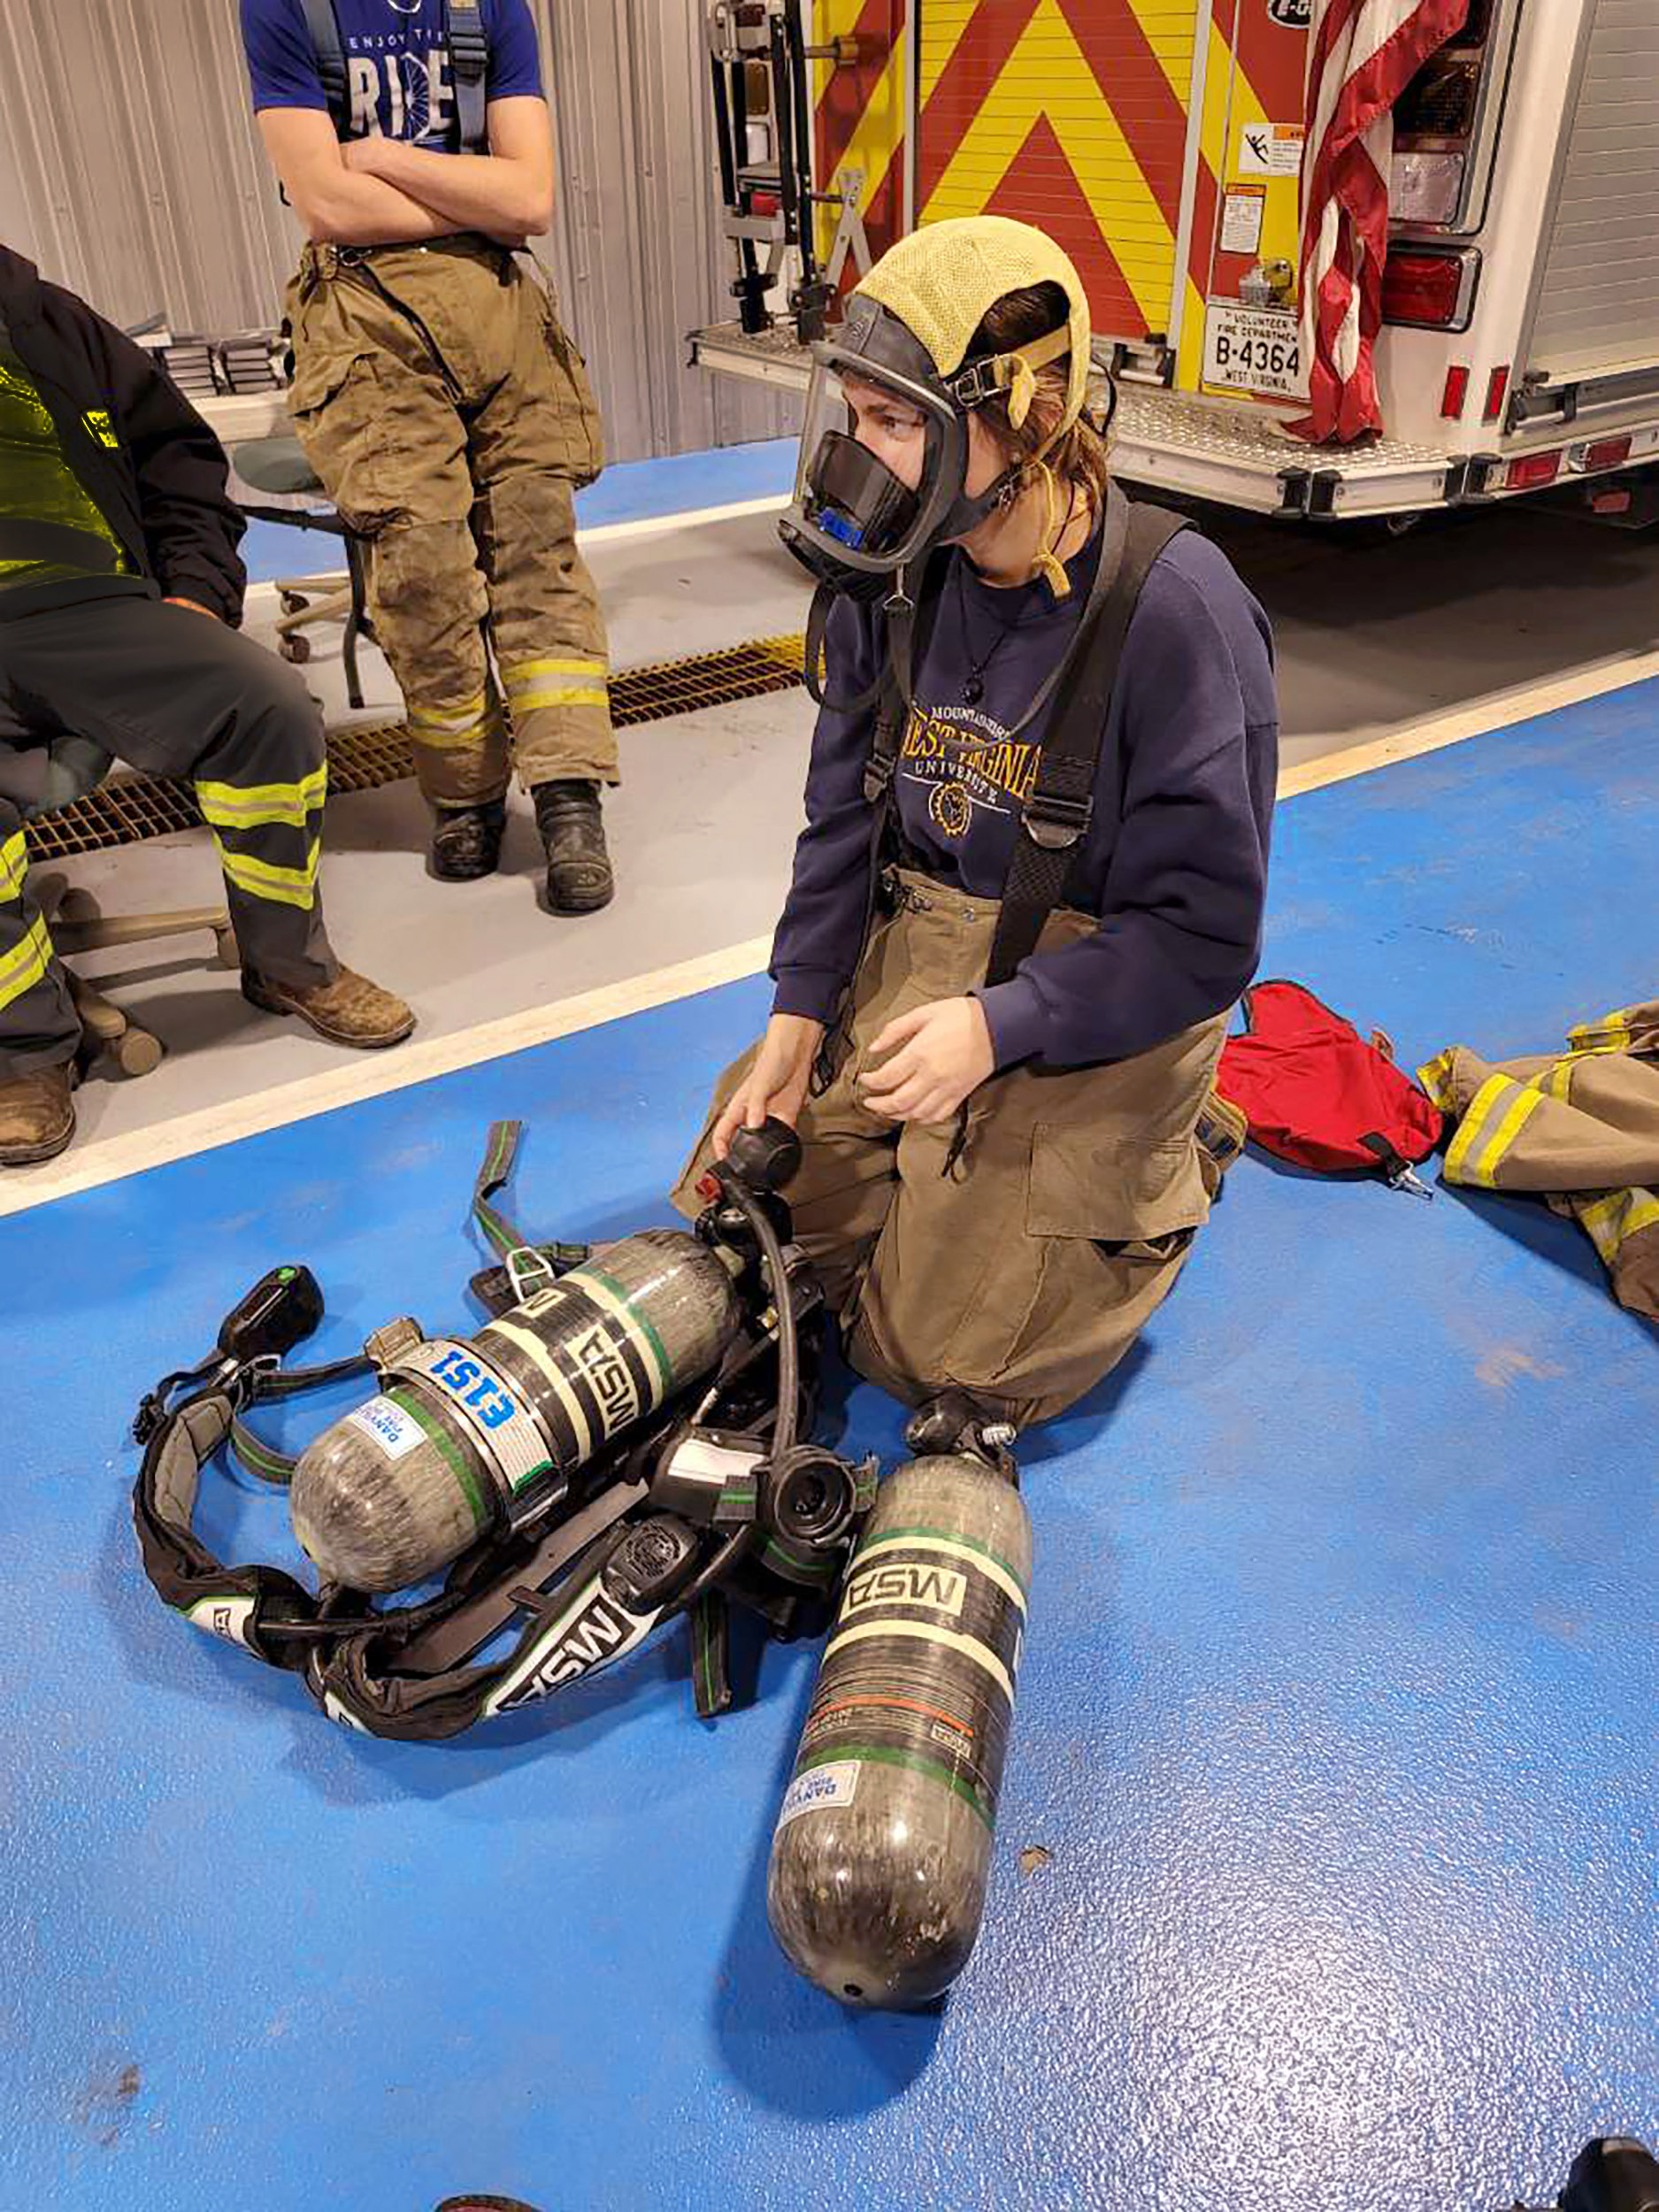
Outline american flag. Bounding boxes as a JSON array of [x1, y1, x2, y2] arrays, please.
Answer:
[[1294, 0, 1471, 442]]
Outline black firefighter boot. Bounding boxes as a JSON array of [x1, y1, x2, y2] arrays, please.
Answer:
[[532, 780, 613, 914], [429, 799, 505, 882], [903, 1386, 1019, 1468]]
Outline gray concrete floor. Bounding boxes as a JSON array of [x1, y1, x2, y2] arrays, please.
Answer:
[[29, 495, 1659, 1167]]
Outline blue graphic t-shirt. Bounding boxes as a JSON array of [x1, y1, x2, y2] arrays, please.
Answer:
[[241, 0, 542, 147]]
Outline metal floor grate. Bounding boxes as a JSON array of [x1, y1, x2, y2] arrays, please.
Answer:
[[23, 632, 807, 860]]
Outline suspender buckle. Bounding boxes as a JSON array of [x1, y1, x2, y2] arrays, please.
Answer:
[[448, 7, 489, 81], [863, 754, 895, 806], [1021, 790, 1093, 850]]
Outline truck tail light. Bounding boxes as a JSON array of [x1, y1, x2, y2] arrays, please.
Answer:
[[1505, 451, 1563, 492], [1382, 250, 1471, 328]]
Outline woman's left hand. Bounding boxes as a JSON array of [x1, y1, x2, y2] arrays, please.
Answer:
[[859, 995, 995, 1125]]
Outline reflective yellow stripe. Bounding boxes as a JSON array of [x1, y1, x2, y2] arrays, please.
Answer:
[[1416, 1049, 1457, 1112], [1578, 1187, 1659, 1263], [1576, 1192, 1624, 1263], [407, 693, 487, 727], [1545, 1059, 1577, 1102], [506, 686, 611, 713], [196, 768, 327, 832], [213, 836, 320, 910], [502, 657, 607, 687], [406, 698, 502, 749], [407, 724, 503, 751], [0, 915, 52, 1010], [1467, 1081, 1546, 1188], [0, 831, 28, 903], [1442, 1074, 1509, 1183], [1567, 1006, 1632, 1050]]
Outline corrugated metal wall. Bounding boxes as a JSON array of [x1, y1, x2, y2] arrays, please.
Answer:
[[0, 0, 795, 460], [1525, 0, 1659, 385]]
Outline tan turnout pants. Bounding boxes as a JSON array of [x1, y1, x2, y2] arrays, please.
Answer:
[[1420, 996, 1659, 1317], [284, 234, 616, 809], [673, 868, 1238, 1427]]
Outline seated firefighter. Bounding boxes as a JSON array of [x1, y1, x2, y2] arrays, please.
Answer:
[[0, 241, 414, 1166], [674, 218, 1279, 1462]]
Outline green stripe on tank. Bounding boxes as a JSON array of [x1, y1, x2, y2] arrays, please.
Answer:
[[855, 1523, 1028, 1599], [387, 1386, 491, 1532], [580, 1262, 672, 1395], [796, 1741, 993, 1830], [509, 1457, 556, 1495]]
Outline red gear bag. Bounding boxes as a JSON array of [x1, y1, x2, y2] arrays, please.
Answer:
[[1217, 979, 1444, 1188]]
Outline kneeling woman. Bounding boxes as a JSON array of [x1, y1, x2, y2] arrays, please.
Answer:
[[675, 217, 1277, 1453]]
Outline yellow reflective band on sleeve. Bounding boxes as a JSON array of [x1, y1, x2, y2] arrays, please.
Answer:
[[0, 831, 29, 903], [196, 767, 327, 832], [1416, 1049, 1457, 1112], [1545, 1060, 1577, 1102], [213, 836, 321, 911], [505, 686, 611, 714], [0, 914, 53, 1010], [1465, 1080, 1547, 1188], [1442, 1074, 1509, 1184]]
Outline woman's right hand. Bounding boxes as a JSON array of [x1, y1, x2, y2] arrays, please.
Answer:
[[711, 1013, 825, 1160]]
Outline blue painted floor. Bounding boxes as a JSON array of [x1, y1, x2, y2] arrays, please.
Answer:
[[239, 436, 797, 583], [4, 682, 1656, 2212]]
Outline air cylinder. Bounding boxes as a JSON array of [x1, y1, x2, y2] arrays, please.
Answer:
[[766, 1450, 1033, 2008], [289, 1232, 741, 1591]]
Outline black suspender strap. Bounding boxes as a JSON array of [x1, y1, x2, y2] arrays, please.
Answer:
[[446, 0, 490, 155], [982, 494, 1190, 995], [300, 0, 349, 134], [303, 0, 487, 152]]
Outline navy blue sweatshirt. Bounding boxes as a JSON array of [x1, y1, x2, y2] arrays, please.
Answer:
[[770, 519, 1279, 1069]]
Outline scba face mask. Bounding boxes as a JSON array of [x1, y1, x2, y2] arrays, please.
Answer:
[[779, 289, 1073, 602]]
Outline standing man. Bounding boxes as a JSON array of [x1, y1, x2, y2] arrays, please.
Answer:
[[241, 0, 618, 912]]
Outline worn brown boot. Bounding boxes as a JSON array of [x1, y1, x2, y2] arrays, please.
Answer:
[[532, 780, 614, 914], [0, 1063, 76, 1165], [241, 966, 415, 1049]]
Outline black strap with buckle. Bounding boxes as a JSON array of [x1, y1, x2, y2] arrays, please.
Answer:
[[983, 489, 1189, 996], [446, 0, 490, 155], [301, 0, 489, 154]]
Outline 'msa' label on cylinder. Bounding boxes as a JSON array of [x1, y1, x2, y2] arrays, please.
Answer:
[[842, 1559, 967, 1618]]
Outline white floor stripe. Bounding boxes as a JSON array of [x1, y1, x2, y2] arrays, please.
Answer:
[[580, 494, 789, 546], [5, 657, 1655, 1222], [0, 936, 771, 1219], [1279, 648, 1659, 797]]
